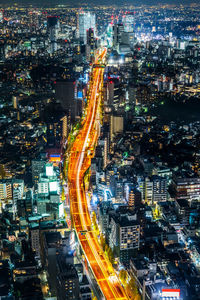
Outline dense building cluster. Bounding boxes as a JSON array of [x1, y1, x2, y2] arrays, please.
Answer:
[[0, 3, 200, 300]]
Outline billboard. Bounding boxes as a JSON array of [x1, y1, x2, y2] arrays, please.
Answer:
[[59, 202, 64, 218], [49, 154, 61, 162], [77, 91, 83, 99], [46, 164, 53, 176], [49, 181, 58, 192], [162, 289, 180, 298]]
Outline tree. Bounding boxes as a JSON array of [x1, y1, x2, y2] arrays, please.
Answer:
[[0, 164, 6, 179], [105, 244, 109, 253], [61, 188, 65, 201], [119, 269, 128, 286], [126, 276, 138, 299], [107, 247, 114, 265], [92, 211, 97, 224], [135, 294, 141, 300], [100, 234, 106, 250]]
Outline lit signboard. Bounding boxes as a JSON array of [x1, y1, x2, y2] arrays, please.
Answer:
[[49, 154, 60, 162], [46, 165, 53, 176], [49, 181, 58, 192], [59, 202, 64, 218], [77, 91, 83, 99], [162, 289, 180, 298]]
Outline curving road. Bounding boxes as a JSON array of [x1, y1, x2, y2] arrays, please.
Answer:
[[67, 48, 128, 300]]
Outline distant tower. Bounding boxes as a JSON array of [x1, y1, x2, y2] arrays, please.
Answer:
[[12, 96, 18, 109], [0, 10, 4, 23], [0, 40, 5, 62], [79, 12, 96, 44], [113, 24, 124, 49], [128, 188, 141, 210], [122, 14, 134, 32], [47, 16, 59, 53], [87, 28, 95, 51], [86, 28, 95, 61]]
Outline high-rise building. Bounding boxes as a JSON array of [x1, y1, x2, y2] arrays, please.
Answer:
[[56, 257, 80, 300], [0, 179, 24, 213], [47, 16, 59, 53], [109, 210, 140, 265], [128, 188, 142, 210], [32, 159, 46, 185], [12, 96, 18, 109], [55, 80, 82, 121], [0, 180, 12, 201], [87, 28, 95, 51], [173, 177, 200, 202], [79, 12, 96, 44], [110, 115, 124, 142], [30, 225, 40, 257], [61, 115, 68, 139], [138, 176, 167, 204], [113, 24, 124, 48], [122, 14, 134, 32], [0, 40, 5, 62]]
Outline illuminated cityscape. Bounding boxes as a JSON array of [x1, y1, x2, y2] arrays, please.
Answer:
[[0, 2, 200, 300]]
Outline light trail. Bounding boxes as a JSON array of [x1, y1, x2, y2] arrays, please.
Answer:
[[67, 48, 129, 300]]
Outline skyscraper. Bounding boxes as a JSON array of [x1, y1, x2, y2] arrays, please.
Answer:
[[78, 12, 96, 44], [47, 16, 59, 53], [55, 80, 82, 121], [122, 14, 134, 32]]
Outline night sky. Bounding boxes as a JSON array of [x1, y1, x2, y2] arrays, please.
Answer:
[[0, 0, 199, 6]]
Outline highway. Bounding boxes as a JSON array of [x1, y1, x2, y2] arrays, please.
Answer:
[[67, 48, 128, 300]]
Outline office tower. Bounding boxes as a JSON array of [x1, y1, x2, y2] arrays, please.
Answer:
[[12, 179, 24, 202], [107, 80, 114, 105], [173, 177, 200, 202], [61, 115, 68, 139], [25, 190, 33, 214], [43, 232, 62, 297], [30, 225, 40, 257], [122, 14, 134, 32], [98, 202, 111, 235], [0, 179, 24, 214], [86, 28, 95, 60], [110, 115, 124, 142], [79, 12, 96, 44], [138, 176, 167, 204], [128, 188, 142, 210], [87, 28, 95, 51], [0, 179, 24, 201], [113, 24, 124, 48], [152, 176, 167, 203], [110, 210, 140, 265], [55, 80, 82, 121], [32, 159, 46, 185], [0, 41, 5, 62], [0, 180, 12, 201], [0, 180, 12, 213], [38, 178, 49, 195], [106, 78, 120, 108], [46, 115, 65, 147], [12, 96, 18, 109], [47, 16, 59, 53], [43, 102, 68, 147], [56, 258, 80, 300]]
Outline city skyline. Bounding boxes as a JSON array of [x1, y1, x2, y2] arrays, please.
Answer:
[[0, 3, 200, 300]]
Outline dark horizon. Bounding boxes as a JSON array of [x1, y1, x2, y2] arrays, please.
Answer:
[[0, 0, 199, 7]]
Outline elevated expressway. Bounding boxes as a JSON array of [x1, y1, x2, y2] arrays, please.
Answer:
[[67, 48, 128, 300]]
